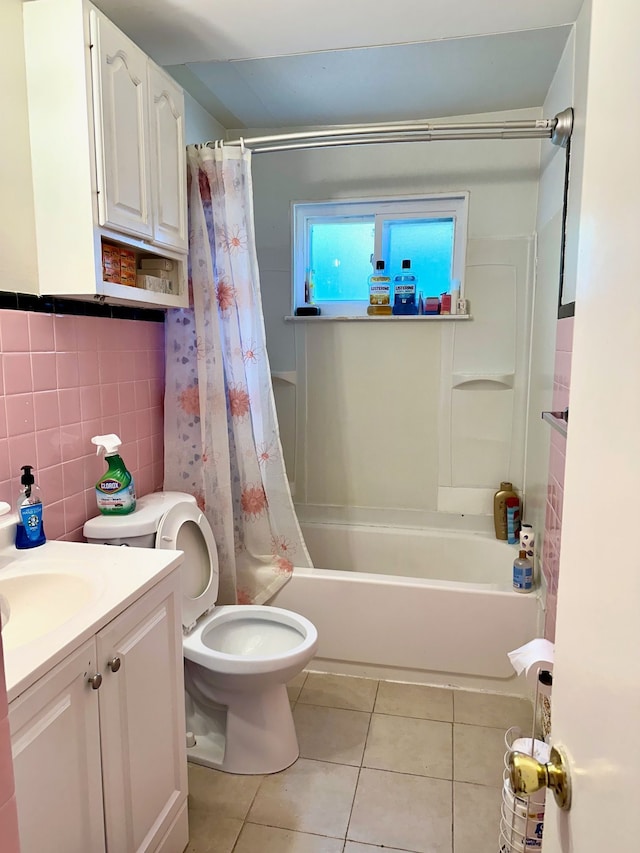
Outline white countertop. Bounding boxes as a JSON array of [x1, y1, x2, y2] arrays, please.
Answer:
[[0, 539, 183, 703]]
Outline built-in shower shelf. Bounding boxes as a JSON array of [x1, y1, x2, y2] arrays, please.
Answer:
[[451, 373, 514, 390], [542, 409, 569, 437], [271, 371, 297, 386]]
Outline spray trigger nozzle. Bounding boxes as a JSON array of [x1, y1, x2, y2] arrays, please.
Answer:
[[91, 434, 123, 457]]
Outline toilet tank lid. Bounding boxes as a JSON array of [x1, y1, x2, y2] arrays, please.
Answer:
[[83, 492, 198, 539]]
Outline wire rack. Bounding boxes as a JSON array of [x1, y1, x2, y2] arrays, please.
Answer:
[[498, 727, 547, 852]]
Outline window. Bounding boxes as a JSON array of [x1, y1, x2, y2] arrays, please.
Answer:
[[292, 193, 468, 316]]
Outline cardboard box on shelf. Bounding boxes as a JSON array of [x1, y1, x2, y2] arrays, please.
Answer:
[[102, 243, 121, 283], [139, 258, 174, 271]]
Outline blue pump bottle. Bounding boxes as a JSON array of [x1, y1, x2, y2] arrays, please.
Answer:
[[15, 465, 46, 549]]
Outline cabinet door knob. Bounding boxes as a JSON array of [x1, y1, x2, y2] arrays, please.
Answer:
[[88, 673, 103, 690], [107, 656, 121, 673]]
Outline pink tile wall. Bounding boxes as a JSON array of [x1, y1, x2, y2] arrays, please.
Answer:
[[0, 634, 20, 853], [0, 308, 165, 851], [0, 310, 165, 541], [542, 315, 574, 641]]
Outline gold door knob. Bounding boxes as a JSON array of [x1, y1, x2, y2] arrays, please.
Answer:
[[508, 745, 572, 810]]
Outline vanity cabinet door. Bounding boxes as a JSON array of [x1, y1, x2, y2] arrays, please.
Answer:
[[90, 9, 153, 240], [96, 574, 188, 853], [9, 640, 105, 853], [148, 62, 188, 254]]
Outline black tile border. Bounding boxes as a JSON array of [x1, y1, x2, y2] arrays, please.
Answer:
[[0, 291, 165, 323]]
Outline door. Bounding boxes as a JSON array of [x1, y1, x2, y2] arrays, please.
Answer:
[[9, 640, 105, 853], [541, 1, 640, 850], [148, 63, 188, 253], [90, 9, 153, 239], [97, 575, 188, 853]]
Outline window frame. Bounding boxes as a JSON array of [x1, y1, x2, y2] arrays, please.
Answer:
[[292, 192, 469, 317]]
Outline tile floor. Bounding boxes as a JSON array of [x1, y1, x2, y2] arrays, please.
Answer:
[[186, 672, 533, 853]]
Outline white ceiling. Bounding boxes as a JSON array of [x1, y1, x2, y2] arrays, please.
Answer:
[[93, 0, 581, 128], [168, 28, 572, 129]]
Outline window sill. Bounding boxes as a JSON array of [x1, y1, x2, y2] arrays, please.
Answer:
[[284, 314, 472, 322]]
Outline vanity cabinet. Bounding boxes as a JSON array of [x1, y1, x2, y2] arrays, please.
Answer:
[[21, 0, 189, 309], [9, 574, 188, 853]]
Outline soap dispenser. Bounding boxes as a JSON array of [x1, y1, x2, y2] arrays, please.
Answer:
[[15, 465, 46, 549]]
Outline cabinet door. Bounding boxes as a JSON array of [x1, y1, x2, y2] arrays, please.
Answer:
[[148, 63, 188, 253], [9, 640, 105, 853], [97, 575, 188, 853], [90, 9, 153, 239]]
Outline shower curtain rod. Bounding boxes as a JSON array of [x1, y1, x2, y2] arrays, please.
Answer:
[[207, 108, 573, 153]]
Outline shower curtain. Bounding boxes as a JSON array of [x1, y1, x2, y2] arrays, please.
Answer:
[[164, 142, 311, 605]]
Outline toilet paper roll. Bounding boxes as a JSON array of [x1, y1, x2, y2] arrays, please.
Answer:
[[507, 638, 554, 695]]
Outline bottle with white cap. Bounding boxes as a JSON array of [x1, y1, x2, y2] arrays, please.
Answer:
[[91, 434, 136, 515]]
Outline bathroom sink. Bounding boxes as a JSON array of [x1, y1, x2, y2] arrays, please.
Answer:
[[0, 564, 103, 651]]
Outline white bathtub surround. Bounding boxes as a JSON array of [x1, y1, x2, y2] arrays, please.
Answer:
[[270, 522, 540, 694], [294, 502, 494, 533]]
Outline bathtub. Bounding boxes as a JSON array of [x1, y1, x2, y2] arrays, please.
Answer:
[[269, 522, 540, 694]]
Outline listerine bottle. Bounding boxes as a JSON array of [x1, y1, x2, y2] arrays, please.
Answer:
[[91, 434, 136, 515], [15, 465, 46, 549], [392, 259, 419, 315], [367, 260, 392, 315]]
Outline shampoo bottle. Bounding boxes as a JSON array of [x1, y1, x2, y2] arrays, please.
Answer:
[[91, 434, 136, 515], [493, 481, 518, 540], [506, 496, 521, 545], [513, 549, 533, 593], [15, 465, 46, 549]]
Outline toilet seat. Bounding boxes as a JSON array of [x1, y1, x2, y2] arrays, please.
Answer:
[[155, 501, 219, 633], [182, 605, 318, 674]]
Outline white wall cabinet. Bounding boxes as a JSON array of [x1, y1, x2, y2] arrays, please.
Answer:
[[148, 63, 188, 253], [91, 10, 154, 241], [9, 574, 188, 853], [21, 0, 189, 309], [0, 0, 39, 295]]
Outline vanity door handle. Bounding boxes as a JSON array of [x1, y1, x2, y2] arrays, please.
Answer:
[[88, 673, 103, 690], [107, 656, 121, 673]]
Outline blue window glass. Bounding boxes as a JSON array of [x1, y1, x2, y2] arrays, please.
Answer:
[[309, 219, 374, 301], [384, 218, 454, 296]]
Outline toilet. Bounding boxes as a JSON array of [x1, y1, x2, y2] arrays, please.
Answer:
[[83, 491, 318, 775]]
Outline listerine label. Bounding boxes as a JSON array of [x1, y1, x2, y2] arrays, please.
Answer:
[[369, 282, 391, 305], [394, 284, 415, 295], [20, 503, 43, 541]]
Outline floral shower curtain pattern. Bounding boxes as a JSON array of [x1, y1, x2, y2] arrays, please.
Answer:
[[164, 143, 311, 605]]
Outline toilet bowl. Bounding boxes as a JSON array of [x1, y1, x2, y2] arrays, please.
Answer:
[[83, 491, 318, 775]]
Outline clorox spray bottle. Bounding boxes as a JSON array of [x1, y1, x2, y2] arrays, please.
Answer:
[[91, 434, 136, 515]]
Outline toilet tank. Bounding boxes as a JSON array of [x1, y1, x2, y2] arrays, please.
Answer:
[[83, 491, 198, 548], [85, 531, 157, 548]]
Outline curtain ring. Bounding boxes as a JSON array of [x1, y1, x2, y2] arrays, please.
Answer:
[[240, 136, 246, 154]]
